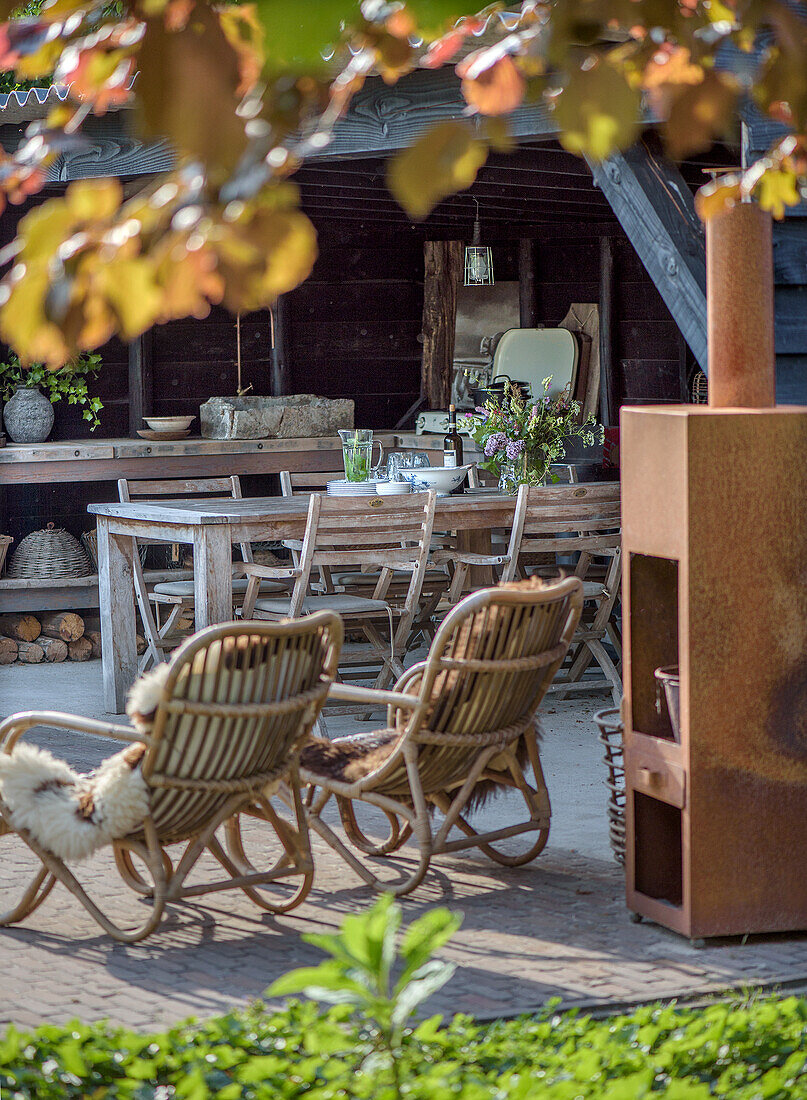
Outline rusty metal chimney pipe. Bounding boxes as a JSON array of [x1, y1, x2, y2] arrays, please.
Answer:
[[706, 202, 776, 408]]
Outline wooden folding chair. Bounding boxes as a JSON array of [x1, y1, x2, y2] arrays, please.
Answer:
[[118, 476, 287, 671], [0, 616, 342, 942], [500, 483, 622, 702], [299, 577, 583, 896], [241, 491, 437, 690]]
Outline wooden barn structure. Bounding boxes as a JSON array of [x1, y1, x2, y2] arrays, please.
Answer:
[[0, 68, 804, 614]]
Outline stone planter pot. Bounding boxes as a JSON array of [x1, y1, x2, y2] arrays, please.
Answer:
[[3, 386, 54, 443]]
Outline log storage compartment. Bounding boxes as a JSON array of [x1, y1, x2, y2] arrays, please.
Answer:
[[622, 405, 807, 940]]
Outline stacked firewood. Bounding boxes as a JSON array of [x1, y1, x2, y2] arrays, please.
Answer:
[[0, 612, 146, 665]]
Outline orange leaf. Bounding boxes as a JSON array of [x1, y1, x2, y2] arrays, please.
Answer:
[[461, 55, 526, 116]]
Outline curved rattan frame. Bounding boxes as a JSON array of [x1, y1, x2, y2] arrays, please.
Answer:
[[0, 614, 342, 942], [302, 577, 583, 896]]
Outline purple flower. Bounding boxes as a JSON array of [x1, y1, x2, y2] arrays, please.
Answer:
[[474, 406, 489, 417], [484, 432, 507, 457], [506, 438, 526, 460]]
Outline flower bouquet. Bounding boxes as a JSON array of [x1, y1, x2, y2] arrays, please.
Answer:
[[468, 378, 603, 493]]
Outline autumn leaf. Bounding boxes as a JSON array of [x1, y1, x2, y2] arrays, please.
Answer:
[[135, 4, 247, 172], [460, 54, 526, 116], [694, 174, 741, 222], [662, 70, 738, 160], [219, 3, 265, 95], [387, 120, 488, 219], [95, 257, 162, 338], [66, 178, 123, 222], [0, 263, 72, 366], [753, 166, 801, 220], [553, 61, 641, 161]]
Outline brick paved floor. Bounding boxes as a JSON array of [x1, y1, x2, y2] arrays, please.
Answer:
[[2, 664, 807, 1031], [3, 812, 807, 1032]]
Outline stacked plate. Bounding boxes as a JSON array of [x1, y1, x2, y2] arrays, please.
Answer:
[[326, 479, 381, 496]]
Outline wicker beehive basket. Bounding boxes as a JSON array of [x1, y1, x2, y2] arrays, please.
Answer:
[[7, 523, 93, 580]]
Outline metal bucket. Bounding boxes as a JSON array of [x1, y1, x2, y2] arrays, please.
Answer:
[[654, 665, 681, 742]]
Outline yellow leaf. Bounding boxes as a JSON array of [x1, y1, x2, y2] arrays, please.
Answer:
[[17, 200, 80, 264], [753, 167, 801, 220], [0, 263, 70, 366], [387, 121, 488, 220], [554, 62, 641, 162], [66, 178, 123, 222], [96, 257, 162, 338], [694, 174, 741, 222]]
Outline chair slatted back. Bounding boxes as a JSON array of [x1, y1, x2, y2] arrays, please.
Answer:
[[288, 491, 437, 616], [501, 483, 621, 581], [118, 476, 254, 563], [139, 616, 342, 842], [280, 469, 342, 496], [369, 579, 583, 797]]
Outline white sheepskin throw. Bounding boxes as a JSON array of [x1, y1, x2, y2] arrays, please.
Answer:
[[126, 660, 172, 734], [0, 741, 150, 861]]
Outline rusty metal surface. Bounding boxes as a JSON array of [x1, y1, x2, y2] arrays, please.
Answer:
[[706, 203, 775, 408], [622, 405, 807, 939]]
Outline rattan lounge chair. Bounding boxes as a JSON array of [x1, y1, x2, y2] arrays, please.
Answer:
[[300, 576, 583, 896], [0, 615, 342, 942]]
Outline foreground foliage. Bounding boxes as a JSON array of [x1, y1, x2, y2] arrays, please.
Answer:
[[0, 993, 806, 1098]]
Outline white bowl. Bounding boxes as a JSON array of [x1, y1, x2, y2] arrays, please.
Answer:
[[144, 415, 196, 432], [376, 480, 412, 495], [400, 464, 474, 496]]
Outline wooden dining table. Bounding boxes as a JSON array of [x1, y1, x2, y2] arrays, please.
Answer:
[[89, 491, 518, 713]]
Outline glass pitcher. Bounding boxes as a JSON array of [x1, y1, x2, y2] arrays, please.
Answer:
[[338, 429, 384, 482]]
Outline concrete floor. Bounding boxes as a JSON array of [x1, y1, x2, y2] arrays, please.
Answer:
[[0, 657, 614, 862]]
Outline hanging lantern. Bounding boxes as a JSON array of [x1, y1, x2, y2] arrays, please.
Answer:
[[464, 199, 494, 286]]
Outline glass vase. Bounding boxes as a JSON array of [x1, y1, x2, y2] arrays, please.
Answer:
[[498, 452, 547, 495]]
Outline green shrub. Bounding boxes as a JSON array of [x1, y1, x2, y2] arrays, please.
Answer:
[[0, 897, 805, 1098], [2, 994, 807, 1099]]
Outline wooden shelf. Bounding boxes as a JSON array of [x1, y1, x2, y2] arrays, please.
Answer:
[[0, 568, 193, 613]]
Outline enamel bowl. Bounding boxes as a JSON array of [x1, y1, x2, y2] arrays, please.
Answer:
[[144, 415, 196, 432], [400, 464, 474, 496]]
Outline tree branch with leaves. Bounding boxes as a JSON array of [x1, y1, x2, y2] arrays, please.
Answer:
[[0, 0, 803, 367]]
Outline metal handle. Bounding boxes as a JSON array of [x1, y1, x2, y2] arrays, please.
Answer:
[[638, 767, 662, 789]]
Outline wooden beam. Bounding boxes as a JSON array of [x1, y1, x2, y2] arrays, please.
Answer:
[[586, 138, 707, 369], [421, 240, 462, 409], [128, 329, 153, 436], [518, 239, 537, 327], [270, 296, 291, 396], [598, 236, 616, 427]]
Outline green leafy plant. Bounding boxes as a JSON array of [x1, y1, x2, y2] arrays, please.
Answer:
[[1, 987, 807, 1097], [0, 351, 103, 430], [268, 894, 462, 1099], [469, 378, 604, 490]]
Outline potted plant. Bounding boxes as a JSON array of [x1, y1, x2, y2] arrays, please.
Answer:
[[468, 378, 604, 493], [0, 352, 103, 443]]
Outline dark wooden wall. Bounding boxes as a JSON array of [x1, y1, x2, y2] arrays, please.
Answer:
[[285, 227, 425, 426]]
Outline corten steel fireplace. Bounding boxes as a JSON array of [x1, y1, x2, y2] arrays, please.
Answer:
[[621, 203, 807, 940]]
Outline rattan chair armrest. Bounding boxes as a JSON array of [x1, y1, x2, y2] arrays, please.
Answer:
[[431, 549, 510, 566], [239, 563, 301, 580], [327, 683, 421, 710], [0, 711, 149, 754]]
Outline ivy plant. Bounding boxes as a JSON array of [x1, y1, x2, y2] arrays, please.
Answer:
[[0, 351, 103, 430]]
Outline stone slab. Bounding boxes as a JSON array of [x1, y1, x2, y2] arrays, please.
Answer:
[[199, 395, 354, 440]]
